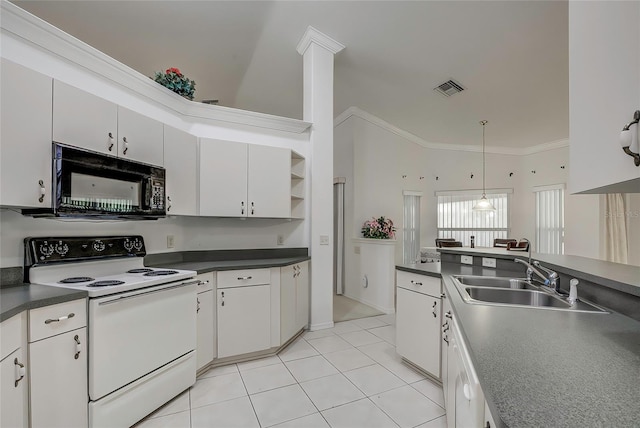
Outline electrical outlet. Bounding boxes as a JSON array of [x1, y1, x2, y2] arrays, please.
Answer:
[[354, 246, 361, 254], [482, 257, 497, 268], [461, 255, 474, 265], [166, 235, 175, 249], [277, 235, 284, 246], [320, 235, 330, 245]]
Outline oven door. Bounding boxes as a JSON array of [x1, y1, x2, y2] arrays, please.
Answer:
[[88, 280, 197, 400]]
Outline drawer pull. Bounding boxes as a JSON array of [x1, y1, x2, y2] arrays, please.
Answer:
[[14, 358, 25, 387], [432, 301, 438, 318], [74, 334, 82, 360], [445, 311, 452, 319], [443, 336, 449, 345], [237, 276, 253, 280], [44, 313, 75, 324], [197, 297, 201, 313], [410, 280, 423, 286]]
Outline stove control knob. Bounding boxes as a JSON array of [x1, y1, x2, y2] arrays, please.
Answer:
[[92, 240, 106, 252], [55, 241, 69, 256], [133, 238, 143, 251], [39, 242, 54, 258], [123, 239, 134, 252]]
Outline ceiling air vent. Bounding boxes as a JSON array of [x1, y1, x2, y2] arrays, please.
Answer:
[[434, 79, 465, 97]]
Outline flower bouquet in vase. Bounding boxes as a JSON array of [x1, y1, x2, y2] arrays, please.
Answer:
[[152, 67, 196, 100], [361, 216, 396, 239]]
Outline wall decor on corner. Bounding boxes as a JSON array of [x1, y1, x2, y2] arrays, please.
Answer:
[[152, 67, 196, 100]]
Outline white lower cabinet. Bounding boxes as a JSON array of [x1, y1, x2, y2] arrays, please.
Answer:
[[196, 272, 216, 370], [280, 261, 310, 344], [1, 347, 27, 428], [29, 327, 88, 428], [441, 291, 452, 401], [396, 271, 441, 378], [217, 284, 271, 358], [484, 401, 497, 428]]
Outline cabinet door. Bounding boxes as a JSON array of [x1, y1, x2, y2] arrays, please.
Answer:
[[446, 329, 458, 428], [164, 125, 197, 215], [296, 262, 310, 331], [247, 145, 291, 218], [199, 139, 248, 217], [197, 290, 215, 370], [1, 60, 53, 208], [441, 293, 451, 397], [280, 265, 297, 344], [217, 285, 270, 358], [53, 80, 117, 156], [396, 287, 441, 378], [1, 348, 27, 428], [30, 327, 88, 428], [117, 106, 164, 166]]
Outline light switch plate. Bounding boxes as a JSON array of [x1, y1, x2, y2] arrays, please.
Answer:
[[354, 246, 361, 254], [482, 257, 497, 268], [320, 235, 330, 245], [461, 255, 473, 265], [277, 235, 284, 245], [166, 235, 175, 249]]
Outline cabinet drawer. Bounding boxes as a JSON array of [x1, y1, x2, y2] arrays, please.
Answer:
[[29, 299, 87, 342], [0, 313, 23, 361], [196, 272, 216, 293], [217, 269, 270, 288], [396, 270, 441, 297]]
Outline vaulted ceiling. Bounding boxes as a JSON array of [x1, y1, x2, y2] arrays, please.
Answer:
[[13, 1, 569, 149]]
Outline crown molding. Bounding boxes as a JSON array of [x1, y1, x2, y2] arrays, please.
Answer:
[[296, 26, 345, 55], [335, 106, 569, 156], [0, 0, 311, 134]]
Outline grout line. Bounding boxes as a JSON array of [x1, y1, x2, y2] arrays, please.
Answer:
[[236, 363, 263, 428]]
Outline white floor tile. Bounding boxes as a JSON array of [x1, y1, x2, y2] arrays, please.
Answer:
[[190, 396, 259, 428], [279, 338, 319, 362], [321, 398, 399, 428], [411, 379, 445, 408], [358, 341, 401, 363], [343, 364, 406, 396], [330, 320, 363, 334], [135, 410, 190, 428], [300, 373, 365, 411], [307, 335, 353, 354], [367, 325, 396, 345], [415, 415, 447, 428], [378, 358, 426, 384], [352, 316, 388, 330], [198, 363, 238, 379], [250, 384, 317, 427], [322, 347, 376, 372], [338, 330, 384, 347], [303, 328, 337, 340], [370, 385, 446, 428], [285, 355, 339, 383], [147, 390, 190, 419], [190, 372, 247, 409], [372, 314, 396, 326], [241, 362, 297, 394], [271, 412, 330, 428], [237, 355, 282, 371]]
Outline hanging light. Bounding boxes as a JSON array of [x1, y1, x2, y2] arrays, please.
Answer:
[[473, 120, 496, 212]]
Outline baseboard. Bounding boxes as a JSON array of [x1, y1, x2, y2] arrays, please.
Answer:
[[342, 292, 395, 315], [309, 321, 335, 331]]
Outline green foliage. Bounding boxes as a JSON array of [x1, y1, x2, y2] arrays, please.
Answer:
[[153, 68, 196, 100]]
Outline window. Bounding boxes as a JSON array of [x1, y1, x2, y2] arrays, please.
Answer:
[[403, 191, 422, 264], [534, 185, 564, 254], [436, 190, 511, 247]]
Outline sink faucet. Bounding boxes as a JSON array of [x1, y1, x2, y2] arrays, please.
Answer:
[[514, 258, 550, 287], [532, 261, 561, 293]]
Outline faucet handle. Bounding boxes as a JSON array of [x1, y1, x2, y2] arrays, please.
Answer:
[[568, 279, 579, 305]]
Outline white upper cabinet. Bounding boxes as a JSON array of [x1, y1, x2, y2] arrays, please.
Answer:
[[199, 138, 248, 217], [0, 59, 53, 208], [247, 144, 291, 218], [164, 125, 197, 216], [117, 106, 164, 166], [569, 1, 640, 193], [53, 80, 118, 156]]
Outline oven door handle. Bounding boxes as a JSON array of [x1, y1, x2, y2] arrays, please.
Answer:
[[98, 280, 199, 306]]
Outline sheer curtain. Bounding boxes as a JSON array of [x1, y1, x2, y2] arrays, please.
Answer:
[[604, 193, 628, 263], [403, 192, 421, 264]]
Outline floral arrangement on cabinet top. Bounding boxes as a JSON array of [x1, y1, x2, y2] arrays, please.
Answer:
[[362, 216, 396, 239], [152, 67, 196, 100]]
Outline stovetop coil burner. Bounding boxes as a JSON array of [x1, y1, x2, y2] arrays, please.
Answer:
[[59, 276, 95, 284], [144, 270, 178, 277], [127, 268, 154, 274], [88, 280, 126, 287]]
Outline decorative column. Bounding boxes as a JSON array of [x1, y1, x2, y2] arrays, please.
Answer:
[[297, 27, 345, 330]]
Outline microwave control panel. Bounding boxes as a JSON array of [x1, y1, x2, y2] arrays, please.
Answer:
[[150, 179, 165, 210]]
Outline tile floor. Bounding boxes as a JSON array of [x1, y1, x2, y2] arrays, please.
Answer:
[[138, 314, 446, 428]]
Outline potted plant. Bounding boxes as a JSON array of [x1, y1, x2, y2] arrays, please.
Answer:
[[152, 67, 196, 100], [361, 216, 396, 239]]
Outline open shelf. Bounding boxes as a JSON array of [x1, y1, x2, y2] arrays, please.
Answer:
[[290, 150, 305, 219]]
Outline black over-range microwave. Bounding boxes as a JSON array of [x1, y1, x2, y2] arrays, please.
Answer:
[[23, 143, 166, 219]]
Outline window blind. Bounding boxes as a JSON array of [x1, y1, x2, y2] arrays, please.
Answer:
[[403, 193, 421, 264], [535, 186, 564, 254]]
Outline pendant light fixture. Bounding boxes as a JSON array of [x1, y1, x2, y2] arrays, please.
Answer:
[[473, 120, 496, 212]]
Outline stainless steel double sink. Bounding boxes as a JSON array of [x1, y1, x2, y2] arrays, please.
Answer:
[[451, 275, 608, 313]]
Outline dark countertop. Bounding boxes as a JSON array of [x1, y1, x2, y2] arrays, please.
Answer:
[[395, 261, 441, 278], [147, 256, 311, 274], [438, 247, 640, 297], [1, 284, 87, 323], [396, 262, 640, 427]]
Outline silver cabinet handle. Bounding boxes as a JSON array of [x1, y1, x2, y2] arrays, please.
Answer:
[[251, 201, 254, 215], [237, 276, 252, 280], [443, 336, 449, 345], [410, 280, 423, 286], [38, 180, 45, 203], [445, 311, 452, 319], [197, 297, 201, 313], [440, 293, 446, 299], [198, 280, 210, 286], [167, 196, 172, 212], [432, 301, 438, 318], [45, 312, 75, 324], [74, 334, 81, 360], [108, 132, 114, 151], [14, 358, 25, 387], [122, 136, 128, 154], [221, 291, 225, 307], [241, 201, 245, 215]]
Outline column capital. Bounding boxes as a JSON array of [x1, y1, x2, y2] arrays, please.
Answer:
[[296, 26, 345, 56]]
